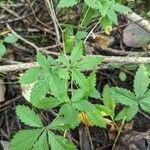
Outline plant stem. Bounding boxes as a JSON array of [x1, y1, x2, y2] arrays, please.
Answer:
[[77, 7, 90, 32], [112, 116, 126, 150]]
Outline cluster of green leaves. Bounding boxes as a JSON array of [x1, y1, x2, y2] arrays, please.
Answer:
[[58, 0, 131, 32], [0, 33, 18, 58], [111, 65, 150, 121], [10, 41, 108, 150]]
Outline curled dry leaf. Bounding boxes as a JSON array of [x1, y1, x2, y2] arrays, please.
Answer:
[[0, 79, 6, 103]]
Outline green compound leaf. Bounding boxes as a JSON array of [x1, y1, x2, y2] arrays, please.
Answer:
[[78, 56, 103, 69], [16, 105, 43, 127], [19, 67, 43, 84], [102, 84, 115, 116], [139, 90, 150, 113], [0, 43, 6, 58], [71, 89, 86, 101], [72, 69, 87, 88], [111, 87, 136, 106], [9, 129, 43, 150], [107, 9, 118, 25], [32, 97, 63, 110], [112, 3, 131, 13], [71, 41, 84, 65], [30, 75, 50, 102], [115, 105, 138, 121], [48, 131, 77, 150], [4, 34, 18, 43], [134, 65, 149, 98], [36, 52, 50, 70], [59, 103, 80, 128], [84, 0, 101, 10], [58, 0, 78, 8], [32, 131, 49, 150], [86, 111, 106, 128]]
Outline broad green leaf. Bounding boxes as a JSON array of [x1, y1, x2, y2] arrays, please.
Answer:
[[134, 65, 149, 97], [48, 117, 71, 130], [102, 84, 115, 115], [16, 105, 43, 127], [139, 90, 150, 113], [48, 131, 77, 150], [115, 105, 138, 121], [78, 56, 103, 69], [101, 16, 112, 33], [112, 3, 130, 13], [30, 75, 50, 102], [119, 72, 127, 82], [0, 43, 6, 58], [90, 89, 101, 99], [4, 34, 18, 43], [32, 131, 49, 150], [71, 41, 84, 65], [99, 0, 109, 17], [86, 111, 106, 128], [86, 71, 96, 94], [58, 68, 70, 80], [71, 89, 86, 101], [32, 97, 63, 109], [84, 0, 101, 10], [58, 54, 69, 66], [107, 9, 118, 25], [71, 69, 87, 88], [75, 31, 87, 40], [49, 73, 68, 99], [111, 87, 136, 106], [72, 100, 94, 112], [9, 129, 43, 150], [19, 67, 43, 84], [59, 104, 80, 128], [36, 52, 50, 70], [58, 0, 78, 8]]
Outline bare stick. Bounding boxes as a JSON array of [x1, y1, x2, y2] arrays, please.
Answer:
[[1, 55, 150, 72], [125, 11, 150, 33]]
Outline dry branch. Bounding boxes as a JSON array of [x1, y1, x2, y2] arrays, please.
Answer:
[[125, 11, 150, 33], [1, 56, 150, 72]]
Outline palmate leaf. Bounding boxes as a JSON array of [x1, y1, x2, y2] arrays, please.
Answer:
[[36, 52, 50, 70], [107, 9, 118, 25], [30, 75, 50, 102], [84, 0, 101, 10], [32, 97, 63, 110], [112, 3, 131, 13], [71, 41, 84, 65], [48, 131, 77, 150], [102, 84, 115, 116], [86, 111, 106, 128], [59, 104, 80, 128], [134, 65, 149, 97], [71, 89, 86, 101], [111, 87, 136, 106], [58, 0, 78, 8], [72, 69, 87, 88], [19, 67, 43, 84], [78, 55, 103, 69], [115, 104, 138, 121], [139, 90, 150, 113], [16, 105, 43, 127], [9, 129, 43, 150], [32, 131, 49, 150]]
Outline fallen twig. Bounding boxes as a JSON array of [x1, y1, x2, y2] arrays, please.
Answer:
[[125, 11, 150, 33]]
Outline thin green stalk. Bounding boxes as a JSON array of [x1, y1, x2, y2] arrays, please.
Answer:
[[112, 116, 126, 150], [77, 7, 90, 32]]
